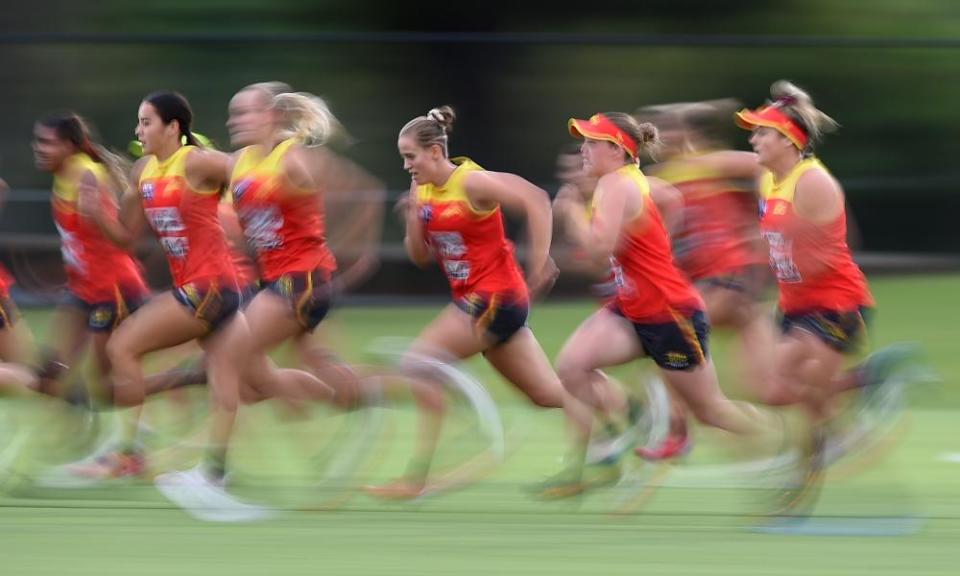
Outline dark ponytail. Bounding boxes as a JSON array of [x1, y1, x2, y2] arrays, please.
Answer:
[[143, 90, 200, 147], [38, 112, 102, 161], [37, 111, 132, 198]]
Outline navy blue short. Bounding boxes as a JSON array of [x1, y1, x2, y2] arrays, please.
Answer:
[[455, 292, 529, 345], [264, 269, 332, 332], [238, 282, 260, 310], [63, 288, 147, 332], [610, 304, 711, 371], [779, 307, 872, 354], [173, 282, 241, 333]]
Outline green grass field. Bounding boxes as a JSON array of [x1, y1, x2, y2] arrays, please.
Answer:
[[1, 274, 958, 575]]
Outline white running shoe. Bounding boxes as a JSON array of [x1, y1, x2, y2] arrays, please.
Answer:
[[154, 466, 274, 523]]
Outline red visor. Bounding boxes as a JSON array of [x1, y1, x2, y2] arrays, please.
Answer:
[[568, 113, 639, 159], [735, 106, 809, 150]]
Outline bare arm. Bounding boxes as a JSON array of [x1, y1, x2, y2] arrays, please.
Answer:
[[793, 168, 843, 225], [80, 161, 147, 249], [557, 171, 635, 266], [551, 182, 588, 234], [333, 190, 386, 291], [284, 145, 389, 288], [402, 179, 432, 268], [184, 148, 231, 192], [465, 170, 557, 295], [694, 150, 762, 180], [790, 168, 846, 277], [551, 182, 608, 278], [307, 148, 387, 289]]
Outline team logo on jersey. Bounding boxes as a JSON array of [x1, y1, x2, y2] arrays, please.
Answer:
[[773, 203, 787, 216], [161, 179, 183, 198], [141, 182, 155, 201], [440, 204, 464, 219], [420, 204, 433, 224]]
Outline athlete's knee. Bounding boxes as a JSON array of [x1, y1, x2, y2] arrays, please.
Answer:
[[526, 380, 565, 409], [756, 386, 797, 406], [105, 335, 134, 367], [321, 363, 362, 409], [554, 354, 591, 390], [241, 354, 271, 387], [412, 380, 446, 412]]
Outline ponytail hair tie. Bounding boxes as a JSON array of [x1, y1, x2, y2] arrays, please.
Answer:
[[426, 108, 446, 129]]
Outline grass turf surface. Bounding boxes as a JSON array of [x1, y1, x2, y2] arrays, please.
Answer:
[[1, 274, 958, 575]]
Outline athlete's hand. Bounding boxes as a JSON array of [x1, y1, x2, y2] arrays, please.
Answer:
[[77, 181, 98, 219], [335, 251, 380, 294], [552, 193, 587, 229], [527, 256, 560, 300], [393, 193, 410, 222], [551, 193, 574, 219]]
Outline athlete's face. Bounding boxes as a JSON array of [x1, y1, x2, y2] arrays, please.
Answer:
[[227, 89, 274, 148], [32, 124, 73, 173], [136, 102, 178, 156], [749, 126, 794, 168], [556, 152, 595, 192], [398, 135, 442, 185], [580, 138, 622, 177]]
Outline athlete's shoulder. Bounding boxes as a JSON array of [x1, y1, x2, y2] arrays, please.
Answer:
[[131, 155, 154, 182], [600, 165, 643, 192], [794, 162, 843, 223]]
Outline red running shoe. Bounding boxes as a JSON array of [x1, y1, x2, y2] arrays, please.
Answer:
[[635, 432, 692, 461]]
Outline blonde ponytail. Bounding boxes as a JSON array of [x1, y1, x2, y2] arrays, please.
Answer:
[[273, 92, 343, 146], [770, 80, 838, 149]]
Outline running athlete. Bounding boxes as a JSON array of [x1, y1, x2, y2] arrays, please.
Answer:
[[634, 101, 774, 460], [367, 105, 592, 499], [82, 91, 254, 506], [734, 81, 879, 510], [550, 111, 771, 495], [32, 113, 150, 395], [226, 81, 379, 409], [0, 177, 33, 384]]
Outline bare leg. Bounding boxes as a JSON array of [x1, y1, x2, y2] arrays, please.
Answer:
[[401, 305, 491, 476], [241, 291, 333, 406], [197, 313, 251, 479], [484, 327, 594, 448], [554, 308, 647, 445]]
